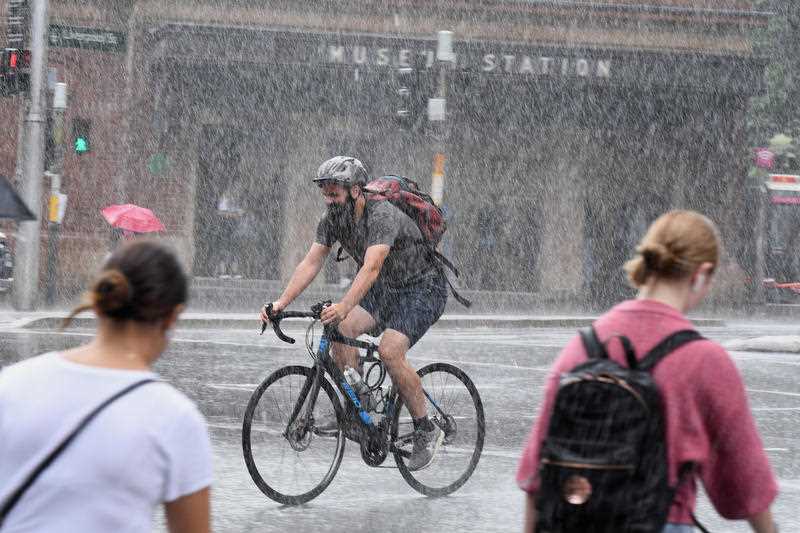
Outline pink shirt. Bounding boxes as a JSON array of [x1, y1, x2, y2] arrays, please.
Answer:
[[516, 299, 778, 524]]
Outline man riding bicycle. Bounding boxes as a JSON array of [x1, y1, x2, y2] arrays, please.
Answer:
[[259, 155, 448, 471]]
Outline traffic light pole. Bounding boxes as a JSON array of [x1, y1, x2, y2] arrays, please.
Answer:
[[45, 82, 66, 306], [429, 31, 455, 208], [13, 0, 49, 310]]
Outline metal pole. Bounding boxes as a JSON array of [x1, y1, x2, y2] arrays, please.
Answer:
[[13, 0, 49, 311], [429, 30, 454, 207], [45, 81, 66, 306], [118, 2, 138, 203], [753, 183, 767, 310]]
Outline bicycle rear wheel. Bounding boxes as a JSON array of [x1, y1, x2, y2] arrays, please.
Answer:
[[391, 362, 485, 496], [242, 365, 345, 505]]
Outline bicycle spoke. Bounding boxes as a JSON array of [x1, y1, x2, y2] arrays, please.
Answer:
[[243, 366, 345, 505], [392, 363, 485, 497]]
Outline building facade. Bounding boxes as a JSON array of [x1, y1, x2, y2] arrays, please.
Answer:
[[0, 1, 769, 308]]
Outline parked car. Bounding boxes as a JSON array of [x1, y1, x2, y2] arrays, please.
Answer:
[[0, 231, 14, 280]]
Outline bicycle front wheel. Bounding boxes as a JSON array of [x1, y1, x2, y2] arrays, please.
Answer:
[[242, 365, 345, 505], [391, 362, 485, 496]]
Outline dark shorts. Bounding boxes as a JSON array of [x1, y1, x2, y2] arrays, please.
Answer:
[[360, 271, 448, 347]]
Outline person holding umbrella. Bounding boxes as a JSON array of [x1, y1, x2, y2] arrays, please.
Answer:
[[102, 203, 166, 252]]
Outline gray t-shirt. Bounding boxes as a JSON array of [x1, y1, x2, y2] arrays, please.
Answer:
[[315, 201, 436, 286]]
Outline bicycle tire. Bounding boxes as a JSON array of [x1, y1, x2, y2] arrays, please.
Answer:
[[391, 362, 485, 496], [242, 365, 345, 505]]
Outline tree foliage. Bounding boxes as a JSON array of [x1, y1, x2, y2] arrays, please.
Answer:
[[747, 0, 800, 172]]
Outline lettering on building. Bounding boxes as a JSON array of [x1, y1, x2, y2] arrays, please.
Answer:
[[323, 44, 611, 79], [326, 45, 435, 69]]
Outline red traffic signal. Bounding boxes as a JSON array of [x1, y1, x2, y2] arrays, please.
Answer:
[[2, 48, 21, 72], [1, 48, 31, 96]]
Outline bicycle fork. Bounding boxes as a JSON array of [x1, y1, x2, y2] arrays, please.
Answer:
[[282, 364, 324, 441]]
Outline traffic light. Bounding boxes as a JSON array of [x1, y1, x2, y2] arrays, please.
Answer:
[[18, 49, 31, 93], [393, 65, 429, 130], [391, 55, 432, 130], [1, 48, 21, 96], [72, 118, 91, 155], [396, 66, 414, 124], [1, 49, 30, 96]]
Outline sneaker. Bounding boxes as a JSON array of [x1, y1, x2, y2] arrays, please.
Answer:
[[408, 424, 444, 471]]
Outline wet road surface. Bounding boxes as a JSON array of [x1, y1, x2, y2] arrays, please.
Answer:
[[1, 320, 798, 532]]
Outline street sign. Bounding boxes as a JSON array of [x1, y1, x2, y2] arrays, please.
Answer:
[[48, 192, 67, 223], [48, 25, 126, 53], [6, 1, 28, 48]]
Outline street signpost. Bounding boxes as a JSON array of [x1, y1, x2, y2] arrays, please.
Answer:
[[44, 82, 66, 305], [13, 0, 47, 310], [48, 25, 126, 53]]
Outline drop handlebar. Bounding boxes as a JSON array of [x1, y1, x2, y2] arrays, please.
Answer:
[[259, 301, 330, 344]]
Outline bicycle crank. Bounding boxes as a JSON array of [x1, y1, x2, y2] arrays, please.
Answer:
[[360, 434, 388, 466]]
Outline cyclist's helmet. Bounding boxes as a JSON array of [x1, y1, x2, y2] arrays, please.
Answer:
[[313, 156, 368, 188]]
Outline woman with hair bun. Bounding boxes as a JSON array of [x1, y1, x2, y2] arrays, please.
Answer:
[[0, 241, 212, 533], [517, 210, 778, 532]]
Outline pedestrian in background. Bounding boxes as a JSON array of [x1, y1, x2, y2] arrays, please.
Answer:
[[517, 210, 778, 533], [0, 240, 212, 533]]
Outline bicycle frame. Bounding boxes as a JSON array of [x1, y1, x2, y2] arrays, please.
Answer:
[[284, 323, 395, 447], [249, 302, 485, 504]]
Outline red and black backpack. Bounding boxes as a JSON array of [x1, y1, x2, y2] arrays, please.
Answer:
[[338, 175, 470, 307], [364, 176, 446, 246]]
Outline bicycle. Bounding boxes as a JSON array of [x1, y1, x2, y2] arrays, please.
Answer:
[[242, 300, 485, 505]]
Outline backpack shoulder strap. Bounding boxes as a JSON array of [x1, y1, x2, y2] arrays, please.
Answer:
[[0, 379, 156, 525], [639, 330, 704, 372], [432, 249, 459, 277], [444, 275, 472, 307], [673, 462, 711, 533], [579, 326, 607, 360]]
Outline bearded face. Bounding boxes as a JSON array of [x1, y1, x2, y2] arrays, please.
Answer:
[[319, 182, 356, 229], [328, 197, 355, 230]]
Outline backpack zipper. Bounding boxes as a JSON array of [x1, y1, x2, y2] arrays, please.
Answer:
[[562, 373, 648, 411], [541, 458, 634, 471]]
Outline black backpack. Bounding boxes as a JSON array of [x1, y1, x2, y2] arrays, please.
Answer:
[[535, 326, 704, 533]]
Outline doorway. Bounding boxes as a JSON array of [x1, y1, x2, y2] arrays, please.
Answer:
[[193, 125, 284, 279]]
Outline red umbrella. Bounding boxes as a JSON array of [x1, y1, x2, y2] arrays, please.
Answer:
[[101, 204, 165, 233]]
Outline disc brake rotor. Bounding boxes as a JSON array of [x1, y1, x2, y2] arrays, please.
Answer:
[[285, 421, 313, 451]]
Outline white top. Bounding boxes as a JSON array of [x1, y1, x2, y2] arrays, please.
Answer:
[[0, 352, 213, 532]]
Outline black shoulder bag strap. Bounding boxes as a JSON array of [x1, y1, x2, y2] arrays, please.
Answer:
[[0, 378, 156, 525], [639, 330, 704, 372]]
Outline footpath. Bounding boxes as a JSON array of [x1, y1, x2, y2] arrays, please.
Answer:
[[4, 309, 800, 353], [0, 308, 726, 331]]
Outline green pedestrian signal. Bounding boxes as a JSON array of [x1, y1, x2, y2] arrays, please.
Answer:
[[72, 118, 91, 155], [74, 136, 89, 153]]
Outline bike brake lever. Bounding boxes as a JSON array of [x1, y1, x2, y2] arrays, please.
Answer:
[[310, 299, 332, 317], [259, 303, 272, 335], [260, 303, 296, 344]]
